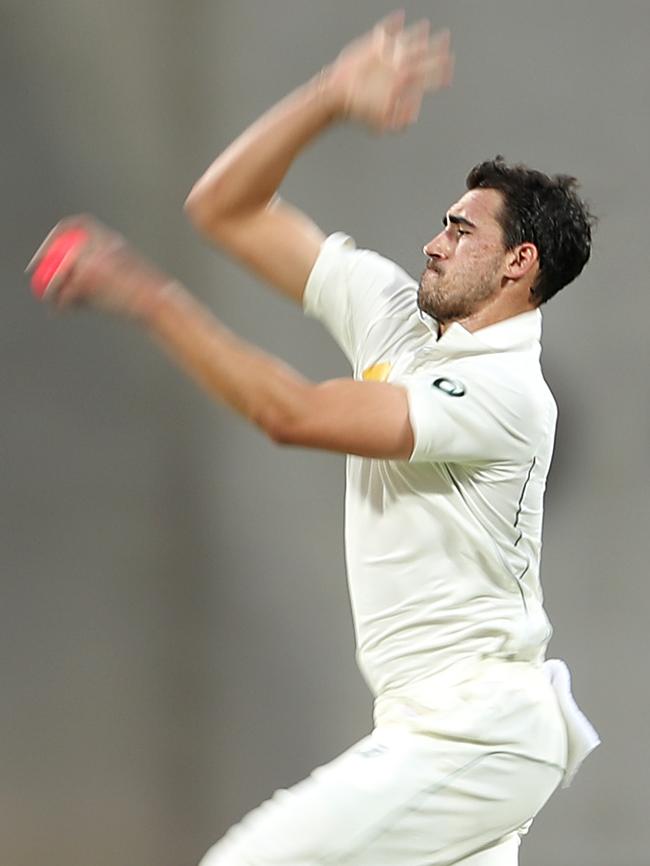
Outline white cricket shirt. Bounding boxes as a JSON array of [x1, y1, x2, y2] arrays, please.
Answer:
[[304, 233, 558, 699]]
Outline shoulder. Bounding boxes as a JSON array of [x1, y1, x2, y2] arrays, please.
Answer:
[[474, 353, 557, 444], [405, 351, 556, 465], [305, 232, 416, 309]]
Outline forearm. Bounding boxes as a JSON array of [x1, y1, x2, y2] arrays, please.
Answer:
[[185, 74, 342, 227], [28, 215, 414, 460], [182, 17, 453, 302], [139, 282, 412, 458], [141, 281, 311, 437]]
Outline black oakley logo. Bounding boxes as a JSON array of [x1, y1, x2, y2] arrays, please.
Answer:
[[432, 377, 466, 397]]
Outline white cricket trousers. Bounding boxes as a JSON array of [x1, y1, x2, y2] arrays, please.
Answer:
[[199, 660, 567, 866]]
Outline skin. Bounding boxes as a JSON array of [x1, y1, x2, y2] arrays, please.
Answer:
[[419, 188, 540, 335], [183, 12, 454, 306], [28, 14, 539, 461]]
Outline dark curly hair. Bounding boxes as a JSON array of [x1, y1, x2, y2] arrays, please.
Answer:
[[466, 156, 595, 304]]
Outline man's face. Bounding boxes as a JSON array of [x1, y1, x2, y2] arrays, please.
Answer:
[[418, 188, 509, 322]]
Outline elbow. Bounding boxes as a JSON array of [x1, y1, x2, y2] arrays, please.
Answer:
[[184, 179, 251, 249], [258, 411, 302, 448], [184, 164, 236, 236], [183, 185, 201, 222], [245, 376, 315, 448], [184, 182, 217, 233], [254, 389, 314, 449]]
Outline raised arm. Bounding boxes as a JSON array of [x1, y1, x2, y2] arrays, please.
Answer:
[[184, 13, 453, 304]]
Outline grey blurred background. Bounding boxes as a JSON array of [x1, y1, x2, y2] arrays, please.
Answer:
[[2, 1, 648, 864]]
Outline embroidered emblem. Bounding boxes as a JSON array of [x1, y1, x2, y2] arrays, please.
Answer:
[[432, 377, 466, 397]]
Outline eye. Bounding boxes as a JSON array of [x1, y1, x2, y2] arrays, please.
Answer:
[[457, 228, 470, 237]]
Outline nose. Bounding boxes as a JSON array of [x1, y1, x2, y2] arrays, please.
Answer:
[[423, 230, 448, 261]]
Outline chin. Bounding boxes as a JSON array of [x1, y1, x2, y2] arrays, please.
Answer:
[[420, 294, 472, 323], [416, 286, 435, 317], [417, 284, 446, 320], [418, 297, 445, 321]]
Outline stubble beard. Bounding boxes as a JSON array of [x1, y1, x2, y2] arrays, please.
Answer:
[[417, 262, 501, 324]]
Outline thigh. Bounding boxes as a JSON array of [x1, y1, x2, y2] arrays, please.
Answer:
[[198, 728, 562, 866]]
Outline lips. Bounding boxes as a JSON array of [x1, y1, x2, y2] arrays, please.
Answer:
[[424, 256, 443, 275]]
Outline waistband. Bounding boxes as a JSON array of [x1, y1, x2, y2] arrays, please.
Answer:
[[375, 655, 544, 706]]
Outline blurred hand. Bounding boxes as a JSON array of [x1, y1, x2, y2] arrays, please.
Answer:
[[26, 216, 169, 320], [325, 11, 454, 132]]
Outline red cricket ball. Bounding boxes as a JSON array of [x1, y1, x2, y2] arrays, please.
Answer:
[[31, 227, 89, 298]]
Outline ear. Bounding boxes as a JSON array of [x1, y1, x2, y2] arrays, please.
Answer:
[[504, 243, 538, 282]]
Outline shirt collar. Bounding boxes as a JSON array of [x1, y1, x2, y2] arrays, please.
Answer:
[[419, 309, 542, 357]]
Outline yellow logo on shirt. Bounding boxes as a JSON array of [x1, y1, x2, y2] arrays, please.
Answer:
[[362, 362, 392, 382]]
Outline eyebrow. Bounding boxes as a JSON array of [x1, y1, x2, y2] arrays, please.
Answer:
[[443, 213, 478, 229]]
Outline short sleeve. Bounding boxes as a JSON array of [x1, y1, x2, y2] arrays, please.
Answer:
[[404, 369, 543, 464], [303, 232, 417, 366]]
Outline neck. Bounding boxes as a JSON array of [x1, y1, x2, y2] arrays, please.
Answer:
[[438, 286, 537, 337]]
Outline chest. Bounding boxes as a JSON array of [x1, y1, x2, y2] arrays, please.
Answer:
[[357, 315, 473, 384]]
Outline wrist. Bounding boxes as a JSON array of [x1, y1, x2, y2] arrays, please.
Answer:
[[134, 279, 186, 327], [312, 65, 348, 122]]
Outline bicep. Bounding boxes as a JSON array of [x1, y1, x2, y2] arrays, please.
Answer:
[[188, 196, 325, 305], [272, 379, 414, 460], [268, 373, 539, 463]]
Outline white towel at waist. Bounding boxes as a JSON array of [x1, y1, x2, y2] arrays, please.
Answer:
[[544, 658, 600, 788]]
